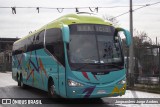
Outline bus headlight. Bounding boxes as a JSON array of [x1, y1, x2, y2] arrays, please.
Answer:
[[68, 79, 84, 87], [118, 77, 126, 84]]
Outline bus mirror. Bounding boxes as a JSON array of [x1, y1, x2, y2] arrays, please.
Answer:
[[62, 25, 70, 43], [116, 28, 131, 47]]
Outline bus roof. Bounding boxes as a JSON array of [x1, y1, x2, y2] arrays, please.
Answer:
[[14, 13, 112, 44]]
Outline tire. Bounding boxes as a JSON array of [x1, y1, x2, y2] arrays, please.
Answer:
[[48, 80, 56, 98], [20, 74, 27, 88], [17, 74, 21, 86], [92, 98, 103, 103]]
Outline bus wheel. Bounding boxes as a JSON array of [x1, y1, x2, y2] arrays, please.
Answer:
[[20, 74, 27, 88], [48, 80, 56, 98], [17, 74, 21, 86]]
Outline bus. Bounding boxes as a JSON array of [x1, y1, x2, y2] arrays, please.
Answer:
[[12, 13, 131, 98]]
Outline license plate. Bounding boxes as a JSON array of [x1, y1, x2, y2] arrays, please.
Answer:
[[97, 90, 106, 94]]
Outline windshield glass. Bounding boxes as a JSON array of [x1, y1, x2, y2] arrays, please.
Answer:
[[68, 24, 124, 71]]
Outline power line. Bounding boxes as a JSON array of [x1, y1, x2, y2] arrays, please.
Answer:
[[0, 2, 159, 14], [0, 5, 145, 9], [0, 4, 152, 14], [111, 1, 160, 19]]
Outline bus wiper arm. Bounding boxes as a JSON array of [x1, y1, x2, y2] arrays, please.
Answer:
[[74, 63, 91, 71], [102, 63, 124, 69]]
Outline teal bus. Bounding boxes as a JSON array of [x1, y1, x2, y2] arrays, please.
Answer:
[[12, 13, 131, 98]]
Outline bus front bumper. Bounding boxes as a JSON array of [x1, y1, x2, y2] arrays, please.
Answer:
[[66, 84, 126, 98]]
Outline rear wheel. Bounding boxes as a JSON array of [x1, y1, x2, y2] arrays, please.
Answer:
[[20, 74, 27, 88], [17, 74, 21, 86]]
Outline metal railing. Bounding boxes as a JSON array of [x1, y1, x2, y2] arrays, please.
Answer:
[[127, 73, 160, 92]]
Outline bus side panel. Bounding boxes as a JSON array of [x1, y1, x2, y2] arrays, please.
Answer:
[[12, 55, 19, 81], [12, 48, 61, 94], [22, 49, 51, 91]]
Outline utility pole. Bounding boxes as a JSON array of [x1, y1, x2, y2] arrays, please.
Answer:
[[128, 0, 134, 87]]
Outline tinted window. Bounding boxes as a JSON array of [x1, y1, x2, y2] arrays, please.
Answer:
[[33, 31, 44, 50], [45, 28, 65, 66], [27, 36, 34, 52], [12, 42, 21, 55], [12, 30, 44, 55], [26, 30, 44, 52]]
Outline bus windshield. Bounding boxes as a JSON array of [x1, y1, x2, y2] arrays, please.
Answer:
[[68, 24, 124, 71]]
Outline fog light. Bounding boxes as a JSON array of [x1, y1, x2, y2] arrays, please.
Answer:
[[118, 77, 126, 85]]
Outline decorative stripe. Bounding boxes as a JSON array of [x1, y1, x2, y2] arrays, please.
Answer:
[[35, 50, 40, 71], [15, 50, 49, 87], [26, 69, 34, 80], [16, 54, 24, 69], [29, 59, 39, 72], [83, 86, 96, 98], [93, 74, 98, 80], [82, 72, 90, 80], [39, 58, 48, 78]]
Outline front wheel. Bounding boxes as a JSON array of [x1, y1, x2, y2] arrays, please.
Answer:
[[48, 80, 57, 98]]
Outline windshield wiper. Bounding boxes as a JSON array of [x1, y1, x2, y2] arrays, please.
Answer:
[[73, 55, 99, 71], [101, 63, 124, 69], [74, 63, 123, 71], [74, 63, 91, 71]]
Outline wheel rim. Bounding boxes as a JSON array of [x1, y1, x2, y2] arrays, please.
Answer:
[[21, 81, 23, 87], [20, 76, 23, 87], [50, 85, 55, 96], [17, 76, 20, 86]]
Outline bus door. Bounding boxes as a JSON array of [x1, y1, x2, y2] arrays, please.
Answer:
[[58, 64, 66, 97], [45, 27, 66, 97], [57, 34, 66, 97]]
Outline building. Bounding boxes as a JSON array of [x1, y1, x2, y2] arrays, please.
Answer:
[[0, 38, 19, 71]]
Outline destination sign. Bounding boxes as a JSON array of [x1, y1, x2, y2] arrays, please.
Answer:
[[77, 25, 112, 32]]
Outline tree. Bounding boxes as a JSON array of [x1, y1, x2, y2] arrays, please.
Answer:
[[122, 29, 154, 77]]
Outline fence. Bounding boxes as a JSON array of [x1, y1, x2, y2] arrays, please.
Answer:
[[126, 45, 160, 91], [0, 50, 12, 72]]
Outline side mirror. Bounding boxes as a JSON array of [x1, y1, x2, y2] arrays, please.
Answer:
[[116, 28, 131, 47], [62, 25, 70, 43]]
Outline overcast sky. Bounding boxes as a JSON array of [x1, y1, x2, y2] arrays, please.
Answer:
[[0, 0, 160, 43]]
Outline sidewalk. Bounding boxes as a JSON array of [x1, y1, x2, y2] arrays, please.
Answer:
[[128, 84, 160, 94]]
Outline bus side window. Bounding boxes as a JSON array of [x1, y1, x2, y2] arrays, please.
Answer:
[[34, 31, 44, 50], [45, 28, 65, 66], [27, 36, 34, 52], [15, 41, 23, 55], [26, 30, 44, 52], [38, 31, 44, 49]]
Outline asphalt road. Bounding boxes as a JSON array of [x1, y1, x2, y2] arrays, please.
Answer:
[[0, 72, 160, 107]]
